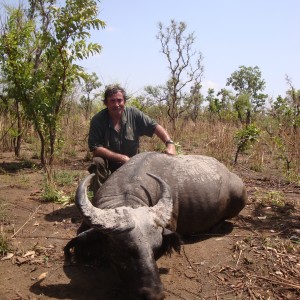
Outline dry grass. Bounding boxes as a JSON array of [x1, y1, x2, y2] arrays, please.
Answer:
[[1, 111, 299, 184]]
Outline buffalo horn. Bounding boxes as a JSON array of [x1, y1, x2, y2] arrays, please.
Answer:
[[146, 173, 175, 230]]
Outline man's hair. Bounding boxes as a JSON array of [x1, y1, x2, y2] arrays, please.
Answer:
[[103, 84, 128, 104]]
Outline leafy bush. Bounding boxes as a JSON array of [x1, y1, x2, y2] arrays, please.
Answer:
[[234, 124, 260, 163]]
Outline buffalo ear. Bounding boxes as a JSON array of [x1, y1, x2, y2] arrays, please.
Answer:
[[155, 228, 181, 259]]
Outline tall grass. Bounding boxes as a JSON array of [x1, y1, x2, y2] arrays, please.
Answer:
[[0, 198, 9, 255], [142, 118, 236, 165]]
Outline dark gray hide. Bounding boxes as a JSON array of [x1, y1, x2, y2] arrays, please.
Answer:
[[65, 152, 247, 300]]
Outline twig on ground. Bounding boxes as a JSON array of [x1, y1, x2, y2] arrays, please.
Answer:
[[11, 205, 41, 238], [236, 249, 242, 267], [249, 274, 300, 290], [237, 215, 258, 234], [182, 245, 198, 273], [247, 286, 257, 300]]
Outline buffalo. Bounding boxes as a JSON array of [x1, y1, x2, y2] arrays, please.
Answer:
[[64, 152, 247, 299]]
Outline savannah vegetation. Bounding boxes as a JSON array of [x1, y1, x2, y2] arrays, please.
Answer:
[[0, 0, 299, 257]]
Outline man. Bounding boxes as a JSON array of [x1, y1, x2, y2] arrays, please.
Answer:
[[88, 84, 176, 193]]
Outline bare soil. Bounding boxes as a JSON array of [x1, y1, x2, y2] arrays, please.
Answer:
[[0, 150, 299, 300]]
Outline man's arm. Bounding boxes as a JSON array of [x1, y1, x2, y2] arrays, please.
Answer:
[[154, 125, 176, 155], [92, 147, 130, 163]]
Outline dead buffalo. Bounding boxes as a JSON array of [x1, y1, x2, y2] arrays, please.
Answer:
[[64, 152, 247, 299]]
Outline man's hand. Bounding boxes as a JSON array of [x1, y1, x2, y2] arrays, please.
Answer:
[[118, 154, 130, 164], [154, 125, 177, 155], [165, 143, 176, 155]]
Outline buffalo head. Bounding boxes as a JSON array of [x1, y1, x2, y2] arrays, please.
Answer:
[[65, 173, 181, 300]]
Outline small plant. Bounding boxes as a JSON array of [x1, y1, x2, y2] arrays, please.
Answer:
[[174, 142, 183, 154], [41, 184, 61, 202], [41, 184, 71, 206], [0, 198, 7, 221], [54, 191, 72, 206], [285, 170, 300, 186], [234, 124, 260, 163], [0, 167, 6, 175], [262, 190, 286, 207], [153, 141, 183, 154], [0, 232, 9, 256]]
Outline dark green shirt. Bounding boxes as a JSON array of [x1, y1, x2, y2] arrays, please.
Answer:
[[88, 106, 157, 158]]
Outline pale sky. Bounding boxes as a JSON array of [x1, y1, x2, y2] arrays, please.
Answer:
[[7, 0, 299, 99], [80, 0, 299, 100]]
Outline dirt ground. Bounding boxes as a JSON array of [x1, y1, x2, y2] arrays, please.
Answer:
[[0, 150, 299, 300]]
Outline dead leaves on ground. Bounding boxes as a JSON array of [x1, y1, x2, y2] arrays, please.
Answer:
[[207, 235, 300, 299], [1, 244, 58, 266]]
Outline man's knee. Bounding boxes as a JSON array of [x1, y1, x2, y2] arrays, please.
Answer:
[[87, 157, 110, 189]]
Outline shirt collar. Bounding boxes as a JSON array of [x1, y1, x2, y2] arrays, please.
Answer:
[[107, 107, 128, 128]]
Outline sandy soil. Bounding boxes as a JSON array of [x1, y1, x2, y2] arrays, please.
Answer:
[[0, 151, 299, 300]]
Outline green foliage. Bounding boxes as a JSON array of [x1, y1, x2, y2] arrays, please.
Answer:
[[127, 97, 143, 110], [255, 190, 286, 208], [174, 142, 183, 154], [0, 198, 9, 255], [41, 183, 60, 202], [151, 140, 183, 154], [0, 0, 105, 167], [266, 85, 300, 177], [79, 72, 102, 119], [41, 182, 71, 205], [233, 93, 251, 124], [272, 91, 300, 128], [285, 171, 300, 186], [235, 124, 260, 153], [185, 82, 204, 122], [226, 65, 267, 111], [206, 88, 222, 117], [42, 170, 85, 205], [54, 170, 81, 186], [234, 124, 260, 163]]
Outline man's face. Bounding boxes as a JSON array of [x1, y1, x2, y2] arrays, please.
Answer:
[[106, 91, 125, 119]]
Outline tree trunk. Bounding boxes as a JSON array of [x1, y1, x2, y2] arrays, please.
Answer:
[[14, 101, 22, 157], [234, 145, 242, 164], [246, 109, 251, 127]]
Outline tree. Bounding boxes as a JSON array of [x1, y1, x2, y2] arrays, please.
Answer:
[[0, 75, 18, 152], [186, 82, 203, 122], [205, 88, 220, 119], [234, 124, 260, 164], [285, 75, 300, 131], [155, 20, 204, 129], [0, 6, 31, 157], [0, 0, 105, 169], [268, 76, 300, 174], [226, 66, 267, 125], [233, 93, 251, 125], [79, 72, 102, 120], [215, 88, 235, 121]]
